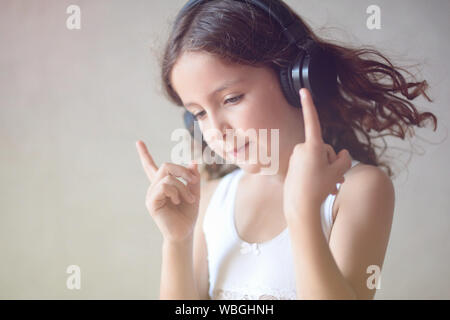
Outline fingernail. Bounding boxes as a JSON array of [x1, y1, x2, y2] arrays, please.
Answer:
[[300, 88, 306, 99]]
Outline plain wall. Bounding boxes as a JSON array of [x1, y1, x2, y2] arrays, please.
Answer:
[[0, 0, 449, 299]]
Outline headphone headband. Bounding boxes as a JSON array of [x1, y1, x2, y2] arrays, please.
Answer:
[[176, 0, 309, 47], [178, 0, 338, 137]]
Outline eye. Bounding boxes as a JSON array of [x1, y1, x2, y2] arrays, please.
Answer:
[[192, 111, 206, 120], [224, 94, 244, 105], [191, 94, 244, 120]]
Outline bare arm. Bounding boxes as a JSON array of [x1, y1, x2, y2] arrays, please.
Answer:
[[135, 140, 203, 300], [160, 173, 220, 300], [160, 235, 199, 299], [287, 165, 394, 299]]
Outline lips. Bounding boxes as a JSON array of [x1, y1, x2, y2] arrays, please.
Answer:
[[227, 142, 249, 155]]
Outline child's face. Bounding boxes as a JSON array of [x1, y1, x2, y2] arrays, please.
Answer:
[[170, 50, 305, 174]]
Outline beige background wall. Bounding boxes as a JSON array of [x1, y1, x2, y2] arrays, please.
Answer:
[[0, 0, 449, 299]]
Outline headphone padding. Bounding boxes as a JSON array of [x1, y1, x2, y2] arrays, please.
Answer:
[[279, 67, 301, 108]]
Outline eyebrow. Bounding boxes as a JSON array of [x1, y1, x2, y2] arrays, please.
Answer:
[[184, 78, 244, 108]]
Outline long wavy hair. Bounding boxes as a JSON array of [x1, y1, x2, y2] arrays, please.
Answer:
[[158, 0, 438, 180]]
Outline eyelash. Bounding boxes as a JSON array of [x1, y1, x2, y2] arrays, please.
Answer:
[[192, 94, 244, 120]]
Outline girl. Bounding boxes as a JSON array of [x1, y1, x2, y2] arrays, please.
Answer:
[[136, 0, 437, 300]]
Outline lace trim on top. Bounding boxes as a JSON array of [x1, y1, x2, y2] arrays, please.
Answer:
[[212, 286, 296, 300]]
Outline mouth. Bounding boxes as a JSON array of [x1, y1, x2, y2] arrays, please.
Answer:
[[227, 142, 250, 156]]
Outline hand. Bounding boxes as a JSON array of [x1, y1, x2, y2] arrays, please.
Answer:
[[136, 140, 201, 243], [283, 88, 352, 220]]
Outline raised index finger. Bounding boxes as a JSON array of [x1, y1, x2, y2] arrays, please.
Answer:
[[300, 88, 323, 144], [136, 140, 158, 181]]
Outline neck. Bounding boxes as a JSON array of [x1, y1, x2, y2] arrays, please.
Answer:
[[249, 154, 290, 186]]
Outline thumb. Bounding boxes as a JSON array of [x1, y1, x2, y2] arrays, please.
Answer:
[[331, 149, 352, 177]]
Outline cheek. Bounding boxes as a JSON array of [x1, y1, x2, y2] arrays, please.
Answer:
[[249, 94, 285, 126], [238, 101, 286, 146], [251, 116, 294, 159]]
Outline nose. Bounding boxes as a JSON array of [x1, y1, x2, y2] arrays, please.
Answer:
[[203, 112, 236, 150], [208, 112, 232, 141]]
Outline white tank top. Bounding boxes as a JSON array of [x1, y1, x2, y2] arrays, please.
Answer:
[[203, 159, 361, 300]]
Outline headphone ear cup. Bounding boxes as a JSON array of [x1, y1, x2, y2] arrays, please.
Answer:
[[183, 110, 203, 142], [279, 66, 301, 108], [183, 110, 194, 132], [303, 44, 338, 105]]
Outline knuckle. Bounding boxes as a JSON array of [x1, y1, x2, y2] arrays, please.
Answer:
[[160, 181, 171, 191], [310, 140, 322, 149], [164, 174, 178, 185], [160, 162, 170, 171], [345, 150, 352, 160]]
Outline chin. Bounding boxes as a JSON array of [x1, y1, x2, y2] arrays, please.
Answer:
[[235, 162, 280, 176], [227, 150, 279, 176], [236, 163, 261, 174]]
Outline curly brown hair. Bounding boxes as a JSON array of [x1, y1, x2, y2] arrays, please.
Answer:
[[158, 0, 438, 180]]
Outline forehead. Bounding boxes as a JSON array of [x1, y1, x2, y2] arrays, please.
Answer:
[[170, 51, 252, 99]]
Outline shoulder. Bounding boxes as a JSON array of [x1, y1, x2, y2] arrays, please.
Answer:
[[335, 163, 395, 221], [344, 163, 394, 201], [329, 163, 395, 299]]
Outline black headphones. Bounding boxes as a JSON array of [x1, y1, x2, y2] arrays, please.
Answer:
[[178, 0, 338, 138]]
